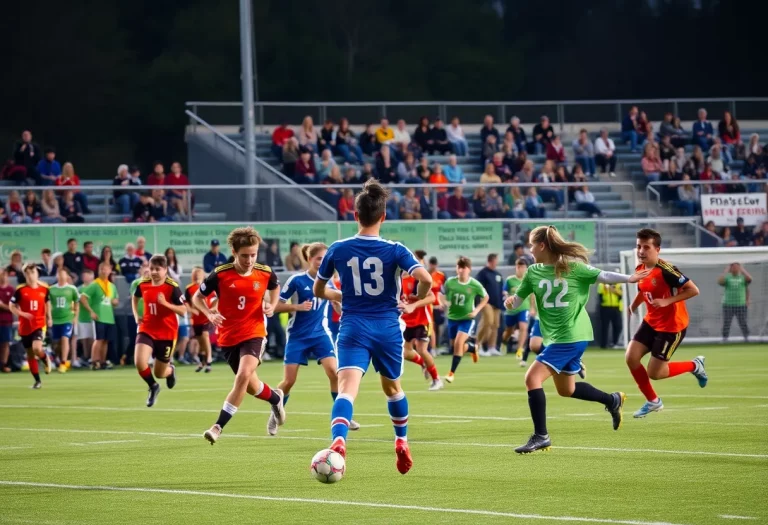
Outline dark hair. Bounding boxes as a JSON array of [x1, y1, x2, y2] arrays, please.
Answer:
[[414, 250, 427, 260], [579, 128, 587, 134], [82, 268, 94, 275], [149, 255, 168, 268], [636, 228, 662, 247], [355, 179, 389, 227], [516, 257, 530, 266], [44, 147, 55, 155], [164, 247, 178, 272], [457, 256, 471, 269], [22, 263, 38, 274], [153, 161, 164, 170], [41, 248, 51, 255], [83, 241, 93, 248], [487, 253, 498, 263], [67, 238, 76, 245], [428, 256, 438, 265], [99, 246, 117, 268]]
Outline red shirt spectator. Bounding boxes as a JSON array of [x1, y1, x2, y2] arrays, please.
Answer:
[[338, 190, 354, 220], [167, 163, 190, 200], [272, 125, 295, 146], [55, 162, 81, 191], [428, 170, 448, 193], [147, 162, 166, 186], [295, 152, 316, 184], [718, 111, 741, 145], [447, 188, 471, 218], [545, 137, 566, 164], [699, 165, 725, 193]]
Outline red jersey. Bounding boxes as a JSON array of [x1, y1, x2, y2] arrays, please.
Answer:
[[134, 278, 185, 340], [430, 270, 446, 306], [401, 274, 431, 328], [636, 259, 690, 333], [199, 263, 278, 346], [331, 277, 341, 323], [11, 283, 49, 336], [185, 282, 215, 326]]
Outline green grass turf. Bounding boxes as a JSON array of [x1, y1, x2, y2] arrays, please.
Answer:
[[0, 345, 766, 525]]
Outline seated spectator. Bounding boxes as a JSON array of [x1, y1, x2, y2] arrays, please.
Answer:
[[572, 129, 596, 177], [490, 152, 512, 181], [335, 118, 364, 164], [167, 162, 192, 218], [686, 145, 706, 178], [486, 188, 506, 218], [482, 134, 498, 166], [428, 119, 452, 155], [674, 174, 700, 216], [692, 108, 714, 152], [568, 164, 587, 200], [41, 189, 64, 223], [399, 187, 421, 220], [386, 190, 401, 220], [480, 163, 502, 185], [150, 189, 171, 220], [659, 159, 683, 202], [321, 165, 343, 209], [359, 124, 377, 156], [574, 185, 603, 217], [13, 130, 42, 185], [119, 243, 144, 283], [4, 190, 30, 223], [504, 186, 528, 218], [398, 152, 419, 183], [514, 159, 535, 183], [472, 187, 490, 218], [747, 133, 761, 157], [506, 116, 528, 154], [202, 240, 226, 272], [479, 115, 500, 166], [36, 148, 61, 186], [60, 190, 85, 223], [525, 187, 547, 218], [147, 161, 166, 185], [318, 120, 335, 152], [315, 149, 336, 181], [659, 135, 676, 166], [22, 190, 41, 222], [621, 105, 642, 153], [501, 143, 517, 176], [113, 164, 140, 215], [359, 162, 375, 183], [532, 115, 555, 155], [428, 163, 449, 192], [641, 143, 663, 183], [295, 150, 317, 184], [708, 145, 729, 179], [733, 217, 753, 246], [718, 111, 741, 163], [56, 162, 89, 213], [699, 163, 725, 194], [446, 117, 468, 157], [536, 160, 564, 210], [298, 116, 318, 153], [375, 118, 395, 147], [343, 166, 360, 185], [701, 220, 721, 247], [443, 154, 465, 184], [281, 138, 299, 179], [545, 135, 566, 164], [0, 197, 5, 223], [413, 117, 432, 153], [416, 156, 431, 183], [637, 111, 652, 141], [337, 188, 355, 220], [721, 227, 738, 247], [374, 145, 398, 184], [447, 187, 473, 219], [594, 129, 617, 177], [2, 158, 27, 185], [271, 123, 294, 160], [393, 119, 411, 147], [659, 112, 687, 148]]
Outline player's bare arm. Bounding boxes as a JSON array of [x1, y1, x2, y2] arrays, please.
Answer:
[[157, 293, 187, 317], [411, 267, 433, 299], [131, 296, 141, 325], [275, 300, 313, 313], [263, 287, 280, 317], [192, 289, 225, 327], [313, 279, 342, 303], [46, 300, 52, 327], [9, 302, 32, 320], [471, 293, 489, 318], [628, 293, 644, 314], [649, 280, 699, 308], [399, 291, 434, 314], [79, 294, 97, 320]]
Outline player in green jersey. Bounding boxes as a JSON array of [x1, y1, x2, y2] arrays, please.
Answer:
[[501, 258, 531, 359], [49, 267, 79, 373], [79, 262, 119, 370], [439, 257, 488, 383], [76, 269, 95, 367], [505, 225, 649, 453]]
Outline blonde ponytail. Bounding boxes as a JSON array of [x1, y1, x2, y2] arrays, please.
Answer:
[[301, 242, 328, 263], [530, 225, 591, 278]]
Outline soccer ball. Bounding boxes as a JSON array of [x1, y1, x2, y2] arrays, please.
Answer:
[[310, 448, 345, 484]]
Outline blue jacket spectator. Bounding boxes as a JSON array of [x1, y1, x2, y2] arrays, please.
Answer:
[[36, 149, 61, 186], [118, 243, 144, 283], [692, 108, 715, 151], [203, 240, 228, 272], [621, 106, 641, 152], [443, 156, 465, 183]]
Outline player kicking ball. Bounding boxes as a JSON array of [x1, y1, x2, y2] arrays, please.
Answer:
[[132, 256, 187, 407], [194, 227, 285, 444], [314, 180, 433, 475], [626, 228, 706, 418], [505, 226, 649, 454], [9, 264, 52, 389]]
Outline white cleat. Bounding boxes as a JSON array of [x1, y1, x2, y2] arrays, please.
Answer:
[[478, 349, 492, 357], [272, 388, 287, 426], [428, 379, 444, 391], [267, 412, 278, 436], [203, 424, 222, 445], [519, 360, 527, 367], [349, 419, 361, 431], [488, 348, 502, 356]]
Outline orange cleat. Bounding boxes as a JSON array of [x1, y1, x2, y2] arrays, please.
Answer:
[[330, 438, 346, 460], [395, 439, 412, 475]]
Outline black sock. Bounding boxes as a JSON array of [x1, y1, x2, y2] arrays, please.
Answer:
[[267, 390, 280, 405], [215, 402, 238, 429], [571, 382, 614, 407], [32, 372, 41, 382], [528, 388, 548, 436], [522, 338, 531, 361], [450, 355, 462, 373]]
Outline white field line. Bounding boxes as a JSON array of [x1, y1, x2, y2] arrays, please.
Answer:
[[719, 516, 758, 520], [423, 420, 472, 425], [69, 440, 142, 446], [0, 480, 691, 525]]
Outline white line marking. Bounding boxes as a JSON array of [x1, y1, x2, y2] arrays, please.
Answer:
[[0, 480, 689, 525], [69, 440, 142, 446], [279, 429, 315, 433], [719, 516, 757, 520], [424, 420, 472, 425], [0, 446, 34, 451]]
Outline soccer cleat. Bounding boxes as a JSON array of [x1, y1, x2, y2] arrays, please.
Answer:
[[166, 365, 177, 389], [104, 360, 114, 370], [578, 361, 587, 380], [65, 360, 71, 370], [204, 424, 222, 445], [267, 412, 278, 436], [31, 381, 42, 390], [272, 388, 287, 426], [330, 438, 346, 459], [349, 419, 361, 431], [488, 347, 502, 357], [692, 356, 708, 388], [195, 364, 204, 373], [428, 379, 444, 391], [606, 392, 626, 430], [515, 434, 552, 454], [422, 364, 430, 380], [519, 360, 527, 367], [633, 398, 664, 418], [444, 372, 454, 383], [515, 347, 524, 360], [146, 384, 161, 407], [57, 363, 68, 374], [42, 355, 52, 375], [204, 365, 212, 373], [395, 439, 413, 474], [478, 349, 491, 357]]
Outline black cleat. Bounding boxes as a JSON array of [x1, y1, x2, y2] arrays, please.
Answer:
[[204, 365, 212, 373], [607, 392, 626, 430], [166, 365, 177, 389], [147, 384, 161, 407], [578, 361, 587, 380], [195, 364, 204, 373], [31, 381, 42, 390], [515, 433, 552, 454]]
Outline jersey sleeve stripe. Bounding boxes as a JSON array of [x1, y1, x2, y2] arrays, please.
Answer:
[[406, 263, 423, 275], [316, 271, 330, 281]]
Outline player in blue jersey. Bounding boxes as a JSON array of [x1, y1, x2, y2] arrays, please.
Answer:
[[314, 180, 433, 475], [270, 242, 359, 436]]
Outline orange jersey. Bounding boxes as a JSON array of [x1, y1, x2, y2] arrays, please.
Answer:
[[199, 263, 278, 347], [11, 284, 49, 336], [401, 274, 432, 328], [134, 278, 185, 340], [430, 270, 446, 306], [185, 282, 215, 326], [636, 259, 690, 333]]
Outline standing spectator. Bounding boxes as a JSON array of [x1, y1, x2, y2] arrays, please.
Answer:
[[318, 119, 335, 152], [594, 129, 617, 177], [5, 251, 24, 284], [37, 249, 55, 277], [82, 241, 99, 274], [284, 242, 306, 271], [531, 115, 554, 155], [480, 115, 500, 165], [375, 145, 399, 184], [375, 118, 395, 148], [167, 162, 192, 218], [393, 119, 411, 147], [692, 108, 715, 152], [113, 164, 140, 215], [359, 124, 377, 156], [413, 117, 432, 153], [447, 187, 473, 219], [429, 119, 452, 155], [719, 263, 752, 342], [641, 143, 663, 183], [398, 152, 419, 183], [659, 112, 687, 148], [164, 248, 182, 282], [338, 188, 355, 220], [60, 190, 85, 223], [79, 262, 119, 370], [572, 129, 596, 177], [443, 154, 466, 184], [525, 187, 547, 218], [0, 269, 13, 372], [675, 175, 700, 216], [281, 138, 299, 179], [119, 243, 144, 283], [475, 254, 503, 357], [621, 106, 641, 153], [13, 130, 42, 184], [271, 122, 295, 160], [294, 150, 317, 184], [23, 190, 42, 222], [732, 217, 753, 246], [399, 187, 421, 220], [62, 239, 83, 280], [597, 282, 623, 349], [135, 236, 152, 261], [56, 162, 89, 213], [545, 135, 566, 164], [4, 190, 30, 223], [202, 239, 227, 272], [446, 117, 468, 157], [98, 246, 119, 279], [297, 116, 318, 153], [335, 118, 364, 164], [36, 148, 61, 185], [506, 116, 528, 154], [574, 185, 603, 217]]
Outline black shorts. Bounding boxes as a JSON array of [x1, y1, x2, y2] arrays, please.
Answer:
[[403, 325, 430, 342], [21, 329, 45, 349], [94, 321, 116, 342], [221, 338, 267, 374], [135, 333, 175, 363], [433, 309, 445, 327], [192, 323, 211, 338], [632, 321, 687, 361]]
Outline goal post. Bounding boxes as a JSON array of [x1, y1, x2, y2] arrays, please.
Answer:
[[619, 247, 768, 346]]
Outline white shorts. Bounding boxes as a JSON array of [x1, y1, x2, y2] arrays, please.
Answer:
[[77, 322, 95, 339]]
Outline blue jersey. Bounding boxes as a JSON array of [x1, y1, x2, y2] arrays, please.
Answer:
[[317, 234, 422, 320], [280, 272, 334, 340]]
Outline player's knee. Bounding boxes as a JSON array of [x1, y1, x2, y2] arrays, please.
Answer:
[[648, 369, 664, 380], [555, 383, 574, 397]]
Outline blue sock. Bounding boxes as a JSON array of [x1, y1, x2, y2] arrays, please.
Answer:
[[330, 393, 353, 443], [283, 394, 290, 407], [331, 391, 338, 402], [387, 391, 409, 440]]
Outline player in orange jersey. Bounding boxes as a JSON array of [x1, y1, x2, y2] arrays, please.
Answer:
[[185, 267, 216, 373], [193, 227, 285, 444], [626, 228, 707, 418], [9, 264, 52, 389], [132, 255, 187, 407], [427, 256, 446, 353]]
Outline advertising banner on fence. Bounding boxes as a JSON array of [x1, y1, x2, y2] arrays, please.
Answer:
[[700, 193, 767, 226], [0, 227, 55, 262]]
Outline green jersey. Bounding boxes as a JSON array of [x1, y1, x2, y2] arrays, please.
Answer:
[[722, 274, 747, 306], [81, 280, 119, 325], [130, 279, 144, 318], [49, 284, 79, 325], [77, 285, 91, 323], [515, 262, 601, 347], [504, 275, 530, 314], [443, 276, 487, 321]]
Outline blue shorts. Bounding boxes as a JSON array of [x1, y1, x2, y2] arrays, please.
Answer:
[[530, 320, 542, 338], [336, 317, 404, 380], [178, 325, 190, 338], [537, 341, 587, 375], [51, 323, 74, 341], [284, 332, 336, 366], [505, 311, 530, 327], [0, 325, 13, 343], [447, 319, 476, 340]]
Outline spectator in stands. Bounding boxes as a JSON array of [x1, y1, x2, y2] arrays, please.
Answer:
[[720, 227, 737, 247], [718, 111, 741, 163], [447, 186, 473, 219], [428, 163, 449, 193], [359, 124, 377, 156], [699, 162, 726, 194], [375, 118, 395, 148], [567, 164, 586, 201], [399, 187, 421, 220], [514, 159, 535, 183], [336, 118, 364, 164], [506, 116, 528, 154], [674, 174, 700, 216], [119, 243, 143, 283], [13, 130, 41, 184], [398, 152, 419, 183], [298, 116, 318, 153], [281, 137, 299, 179], [0, 198, 5, 223], [203, 240, 227, 272], [5, 251, 24, 284], [501, 143, 517, 176], [659, 112, 687, 148], [487, 188, 506, 218], [338, 188, 355, 220], [98, 246, 118, 279], [321, 165, 343, 209], [4, 190, 30, 223], [295, 150, 317, 184], [129, 165, 142, 185], [532, 115, 554, 155], [572, 129, 596, 177], [429, 118, 452, 155], [472, 187, 490, 218], [413, 117, 432, 153], [41, 189, 63, 223], [82, 242, 99, 274], [22, 190, 41, 222], [621, 106, 641, 153], [443, 154, 465, 184], [167, 162, 192, 218], [315, 149, 336, 181], [692, 108, 714, 151], [417, 187, 434, 219], [375, 145, 398, 184], [264, 242, 281, 268], [536, 160, 564, 210], [147, 162, 166, 185], [574, 185, 603, 217], [318, 119, 335, 152], [63, 239, 82, 277], [416, 156, 431, 183], [659, 135, 676, 166], [480, 163, 502, 186], [594, 128, 617, 177], [162, 248, 181, 282], [641, 143, 663, 183], [360, 162, 375, 183], [113, 164, 140, 215], [36, 148, 61, 186], [545, 135, 566, 164], [446, 117, 468, 157], [688, 145, 706, 178], [482, 134, 498, 167], [701, 221, 720, 247], [393, 119, 411, 147], [386, 190, 402, 220], [489, 152, 512, 181], [343, 166, 360, 185], [708, 145, 729, 179], [525, 187, 546, 218], [56, 162, 89, 213], [504, 186, 528, 218], [733, 217, 753, 246], [136, 237, 152, 261], [271, 122, 295, 160], [132, 192, 153, 222], [747, 133, 761, 157], [60, 190, 85, 223], [637, 110, 652, 141], [284, 242, 305, 271]]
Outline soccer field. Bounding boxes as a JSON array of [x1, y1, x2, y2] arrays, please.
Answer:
[[0, 345, 766, 525]]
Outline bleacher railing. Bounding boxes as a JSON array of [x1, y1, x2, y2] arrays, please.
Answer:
[[646, 179, 768, 218]]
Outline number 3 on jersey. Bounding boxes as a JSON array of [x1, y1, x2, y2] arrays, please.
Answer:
[[539, 279, 569, 308], [347, 256, 384, 296]]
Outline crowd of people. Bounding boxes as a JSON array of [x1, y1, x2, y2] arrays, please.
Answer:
[[702, 218, 768, 247]]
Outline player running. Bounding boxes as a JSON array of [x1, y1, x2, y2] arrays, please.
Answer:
[[441, 257, 488, 384], [185, 267, 215, 373], [132, 255, 187, 407], [427, 256, 446, 354], [505, 225, 649, 454], [194, 227, 285, 444], [626, 228, 705, 418], [271, 243, 359, 436], [502, 258, 531, 360], [49, 267, 79, 373], [314, 179, 432, 475], [9, 264, 52, 389]]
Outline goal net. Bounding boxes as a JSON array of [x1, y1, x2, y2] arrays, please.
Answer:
[[619, 247, 768, 346]]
